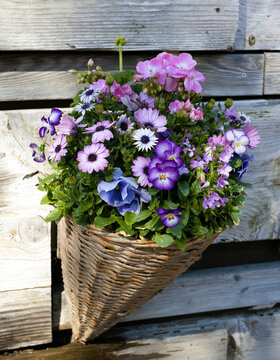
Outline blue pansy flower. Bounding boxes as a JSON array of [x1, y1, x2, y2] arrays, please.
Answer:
[[97, 168, 151, 215], [232, 154, 254, 180]]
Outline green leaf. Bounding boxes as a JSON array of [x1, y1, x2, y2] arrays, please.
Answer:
[[111, 70, 135, 85], [124, 212, 136, 225], [152, 233, 174, 247], [131, 210, 152, 224], [145, 214, 160, 231], [45, 208, 63, 222], [40, 194, 51, 205], [54, 186, 68, 201], [231, 212, 240, 225], [175, 238, 186, 251], [148, 188, 160, 196], [181, 208, 190, 226], [38, 173, 58, 185], [190, 225, 208, 237], [190, 179, 201, 194], [178, 180, 189, 197], [93, 216, 117, 228], [169, 222, 185, 239], [163, 200, 178, 210]]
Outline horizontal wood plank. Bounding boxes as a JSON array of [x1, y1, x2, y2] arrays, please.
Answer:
[[235, 0, 280, 50], [264, 52, 280, 95], [0, 53, 264, 101], [0, 0, 238, 51], [54, 261, 280, 329], [0, 288, 52, 351]]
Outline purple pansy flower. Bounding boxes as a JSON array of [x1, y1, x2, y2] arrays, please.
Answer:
[[131, 156, 152, 187], [134, 108, 167, 133], [158, 208, 181, 228], [97, 168, 151, 215], [148, 158, 179, 190], [48, 135, 68, 163], [29, 143, 46, 163], [154, 140, 183, 168], [232, 153, 254, 180], [39, 108, 63, 138], [77, 143, 109, 173], [84, 120, 114, 143], [57, 115, 87, 137]]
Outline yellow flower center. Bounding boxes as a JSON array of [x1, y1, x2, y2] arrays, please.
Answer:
[[168, 214, 174, 219], [160, 174, 166, 179], [170, 156, 174, 160], [236, 142, 240, 147], [115, 185, 120, 190]]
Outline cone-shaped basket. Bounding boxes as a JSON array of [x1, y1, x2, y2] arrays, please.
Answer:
[[59, 215, 218, 343]]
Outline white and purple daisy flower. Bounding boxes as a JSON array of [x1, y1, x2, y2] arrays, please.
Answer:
[[225, 129, 249, 154], [131, 156, 152, 187], [75, 103, 94, 115], [84, 120, 114, 143], [77, 143, 109, 173], [39, 108, 63, 138], [148, 158, 179, 190], [57, 115, 87, 137], [48, 135, 68, 163], [80, 88, 97, 103], [133, 128, 158, 151], [158, 208, 181, 228], [134, 108, 167, 133], [29, 143, 46, 163], [116, 115, 134, 134]]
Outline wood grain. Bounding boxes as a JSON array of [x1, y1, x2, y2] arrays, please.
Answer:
[[235, 0, 280, 50], [0, 112, 52, 349], [264, 52, 280, 95], [0, 54, 264, 101], [0, 288, 52, 351], [54, 261, 280, 329], [0, 0, 239, 51]]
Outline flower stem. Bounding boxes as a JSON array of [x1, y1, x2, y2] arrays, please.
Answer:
[[119, 43, 123, 72]]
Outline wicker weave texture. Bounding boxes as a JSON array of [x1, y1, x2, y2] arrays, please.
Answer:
[[59, 215, 218, 343]]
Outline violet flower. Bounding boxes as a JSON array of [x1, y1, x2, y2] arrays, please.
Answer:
[[232, 153, 254, 180], [225, 129, 249, 154], [84, 120, 114, 143], [116, 115, 134, 134], [77, 143, 109, 173], [154, 140, 183, 168], [203, 192, 228, 210], [134, 108, 167, 133], [131, 156, 152, 187], [57, 115, 87, 137], [39, 108, 63, 138], [148, 158, 179, 190], [158, 208, 181, 228], [29, 143, 46, 163], [243, 123, 260, 149]]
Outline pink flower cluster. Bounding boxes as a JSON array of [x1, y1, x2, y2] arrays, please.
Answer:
[[135, 52, 205, 93], [169, 100, 203, 121]]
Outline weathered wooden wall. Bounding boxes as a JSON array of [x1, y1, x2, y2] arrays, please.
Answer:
[[0, 0, 280, 358]]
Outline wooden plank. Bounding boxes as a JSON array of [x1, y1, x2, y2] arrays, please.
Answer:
[[235, 0, 280, 50], [264, 52, 280, 95], [0, 288, 52, 351], [0, 330, 228, 360], [0, 54, 264, 101], [54, 261, 280, 329], [0, 112, 52, 350], [0, 0, 238, 51]]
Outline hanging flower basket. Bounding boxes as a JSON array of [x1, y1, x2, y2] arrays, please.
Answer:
[[59, 215, 219, 342], [30, 37, 260, 342]]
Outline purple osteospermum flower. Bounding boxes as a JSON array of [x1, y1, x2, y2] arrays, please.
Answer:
[[148, 159, 179, 190], [75, 103, 94, 115], [134, 108, 167, 133], [57, 115, 87, 137], [121, 95, 139, 112], [80, 88, 96, 103], [243, 123, 260, 149], [158, 208, 181, 228], [225, 129, 249, 154], [84, 120, 114, 143], [29, 143, 46, 163], [131, 156, 152, 187], [154, 140, 183, 168], [116, 115, 134, 134], [139, 92, 155, 108], [133, 128, 158, 151], [48, 135, 68, 163], [77, 143, 109, 173], [225, 108, 238, 123]]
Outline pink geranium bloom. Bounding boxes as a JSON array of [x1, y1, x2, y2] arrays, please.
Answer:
[[169, 100, 185, 114], [165, 77, 178, 92], [90, 79, 109, 97], [243, 123, 260, 149], [189, 107, 204, 121], [111, 81, 133, 100], [167, 53, 197, 78], [184, 70, 205, 93], [136, 58, 162, 79]]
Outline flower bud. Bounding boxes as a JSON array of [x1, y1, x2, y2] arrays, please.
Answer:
[[105, 75, 114, 86], [95, 104, 104, 113], [87, 58, 94, 67], [206, 102, 214, 110], [225, 98, 233, 108], [68, 69, 77, 74], [96, 66, 102, 72]]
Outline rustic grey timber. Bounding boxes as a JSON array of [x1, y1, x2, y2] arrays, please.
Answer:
[[0, 111, 52, 350], [54, 261, 280, 329], [0, 0, 239, 51], [264, 52, 280, 95], [0, 54, 264, 101]]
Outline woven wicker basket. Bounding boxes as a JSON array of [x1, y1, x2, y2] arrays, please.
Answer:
[[58, 215, 219, 343]]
